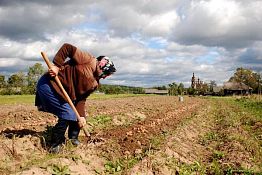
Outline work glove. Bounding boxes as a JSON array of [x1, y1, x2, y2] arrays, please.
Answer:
[[78, 117, 87, 128]]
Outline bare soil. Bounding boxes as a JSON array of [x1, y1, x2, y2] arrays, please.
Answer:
[[0, 96, 261, 174]]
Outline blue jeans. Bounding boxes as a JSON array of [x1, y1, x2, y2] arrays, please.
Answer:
[[36, 74, 81, 146], [52, 118, 80, 146], [35, 74, 77, 121]]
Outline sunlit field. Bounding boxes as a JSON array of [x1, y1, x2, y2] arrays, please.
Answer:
[[0, 95, 261, 174]]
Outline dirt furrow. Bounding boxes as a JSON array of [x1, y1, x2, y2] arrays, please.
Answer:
[[97, 99, 204, 155]]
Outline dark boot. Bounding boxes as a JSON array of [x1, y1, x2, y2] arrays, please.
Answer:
[[68, 120, 81, 146], [50, 118, 68, 153]]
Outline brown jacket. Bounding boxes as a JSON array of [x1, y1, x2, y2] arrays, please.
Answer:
[[50, 43, 100, 117]]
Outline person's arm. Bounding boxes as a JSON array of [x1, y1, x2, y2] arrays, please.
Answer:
[[75, 99, 87, 118], [75, 99, 87, 128], [53, 43, 77, 67], [53, 43, 94, 66]]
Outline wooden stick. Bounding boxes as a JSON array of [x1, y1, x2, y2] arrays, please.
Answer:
[[41, 52, 90, 138]]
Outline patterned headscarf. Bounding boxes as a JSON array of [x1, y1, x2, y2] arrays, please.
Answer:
[[97, 56, 116, 78]]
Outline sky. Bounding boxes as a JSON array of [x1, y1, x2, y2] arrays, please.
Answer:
[[0, 0, 261, 88]]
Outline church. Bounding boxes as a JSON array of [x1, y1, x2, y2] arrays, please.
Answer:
[[191, 73, 205, 90]]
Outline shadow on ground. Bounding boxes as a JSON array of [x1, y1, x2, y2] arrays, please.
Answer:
[[0, 126, 53, 149]]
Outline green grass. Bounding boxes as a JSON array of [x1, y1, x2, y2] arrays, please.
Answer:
[[0, 95, 35, 104], [235, 96, 262, 117], [0, 94, 148, 105], [87, 114, 112, 130], [89, 93, 148, 100]]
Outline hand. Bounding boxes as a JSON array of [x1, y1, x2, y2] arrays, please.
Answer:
[[78, 117, 86, 128], [48, 65, 59, 77]]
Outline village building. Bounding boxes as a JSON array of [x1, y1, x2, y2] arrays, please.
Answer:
[[144, 88, 169, 95], [190, 73, 253, 96], [191, 73, 206, 90], [223, 82, 252, 95]]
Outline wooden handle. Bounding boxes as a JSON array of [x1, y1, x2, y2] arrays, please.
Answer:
[[41, 52, 90, 137]]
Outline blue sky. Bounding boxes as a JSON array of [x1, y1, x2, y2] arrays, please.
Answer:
[[0, 0, 261, 87]]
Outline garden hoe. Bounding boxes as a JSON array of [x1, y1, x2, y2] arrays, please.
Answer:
[[40, 52, 92, 141]]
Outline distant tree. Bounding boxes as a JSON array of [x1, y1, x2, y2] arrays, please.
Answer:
[[27, 63, 45, 94], [6, 72, 26, 94], [98, 84, 144, 94], [229, 67, 261, 93], [28, 63, 44, 86], [7, 72, 25, 87], [178, 83, 185, 95], [199, 83, 209, 95], [0, 75, 5, 88], [187, 87, 196, 95], [168, 82, 178, 96], [133, 87, 145, 94], [153, 86, 167, 90], [209, 80, 217, 92]]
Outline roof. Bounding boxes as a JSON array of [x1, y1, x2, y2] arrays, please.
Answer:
[[144, 88, 168, 94], [213, 86, 223, 92], [223, 82, 252, 90]]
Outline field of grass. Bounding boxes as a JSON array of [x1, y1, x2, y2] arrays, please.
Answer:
[[0, 93, 148, 105], [0, 95, 35, 104]]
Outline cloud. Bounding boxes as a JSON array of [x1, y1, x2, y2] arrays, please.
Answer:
[[0, 0, 261, 88], [0, 0, 90, 41], [88, 0, 179, 38], [237, 42, 262, 72], [172, 0, 262, 49]]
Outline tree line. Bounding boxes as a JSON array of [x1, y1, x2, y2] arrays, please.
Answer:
[[0, 63, 44, 95], [0, 63, 145, 95], [229, 67, 261, 93], [0, 63, 261, 95], [153, 67, 261, 95]]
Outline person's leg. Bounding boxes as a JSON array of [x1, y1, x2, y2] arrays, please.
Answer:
[[35, 74, 77, 121], [50, 118, 69, 153], [68, 121, 81, 146]]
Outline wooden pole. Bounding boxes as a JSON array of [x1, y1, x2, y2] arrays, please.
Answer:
[[41, 52, 90, 138]]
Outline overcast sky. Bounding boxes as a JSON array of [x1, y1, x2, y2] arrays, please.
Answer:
[[0, 0, 261, 87]]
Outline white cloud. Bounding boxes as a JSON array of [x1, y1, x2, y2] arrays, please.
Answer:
[[0, 0, 261, 87], [173, 0, 262, 48], [0, 58, 19, 67], [142, 11, 179, 36]]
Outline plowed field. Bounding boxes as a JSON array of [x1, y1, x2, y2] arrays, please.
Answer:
[[0, 95, 261, 174]]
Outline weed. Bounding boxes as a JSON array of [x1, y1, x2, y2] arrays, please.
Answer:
[[150, 135, 165, 151], [50, 163, 71, 175], [199, 131, 218, 145], [235, 96, 262, 117], [212, 150, 225, 160], [125, 157, 140, 169], [208, 160, 223, 175], [104, 160, 123, 174], [165, 158, 206, 175], [87, 115, 112, 131], [113, 114, 132, 126]]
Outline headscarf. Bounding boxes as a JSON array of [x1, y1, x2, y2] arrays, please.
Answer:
[[96, 56, 116, 78]]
